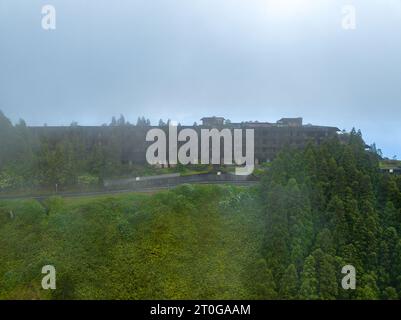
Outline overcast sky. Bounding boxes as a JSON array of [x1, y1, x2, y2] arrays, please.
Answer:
[[0, 0, 400, 157]]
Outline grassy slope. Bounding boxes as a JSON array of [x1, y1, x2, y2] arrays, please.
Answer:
[[0, 185, 264, 300]]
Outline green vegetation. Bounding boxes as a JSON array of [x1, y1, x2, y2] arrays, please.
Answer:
[[0, 110, 254, 196], [0, 111, 213, 194], [2, 110, 401, 300], [258, 130, 401, 299], [0, 185, 264, 299]]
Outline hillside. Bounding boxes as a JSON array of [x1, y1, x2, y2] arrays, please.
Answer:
[[1, 130, 401, 300], [0, 185, 264, 299]]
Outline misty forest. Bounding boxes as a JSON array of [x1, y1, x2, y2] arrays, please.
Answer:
[[1, 110, 401, 300]]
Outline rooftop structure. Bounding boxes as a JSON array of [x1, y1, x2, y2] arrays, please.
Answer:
[[201, 117, 225, 126]]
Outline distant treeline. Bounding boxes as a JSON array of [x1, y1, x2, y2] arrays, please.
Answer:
[[0, 111, 181, 192]]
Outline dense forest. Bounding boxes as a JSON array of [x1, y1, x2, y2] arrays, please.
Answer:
[[259, 132, 401, 299], [1, 110, 401, 299]]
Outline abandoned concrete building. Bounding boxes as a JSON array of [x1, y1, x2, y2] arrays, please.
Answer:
[[29, 117, 340, 166]]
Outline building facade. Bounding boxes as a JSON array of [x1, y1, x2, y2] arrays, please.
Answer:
[[29, 117, 340, 166]]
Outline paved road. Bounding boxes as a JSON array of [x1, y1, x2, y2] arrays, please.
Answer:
[[0, 180, 258, 201]]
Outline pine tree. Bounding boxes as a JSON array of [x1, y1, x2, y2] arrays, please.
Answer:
[[313, 249, 338, 300], [382, 201, 399, 229], [355, 273, 380, 300], [300, 255, 318, 300], [264, 184, 291, 276], [117, 114, 126, 126], [248, 259, 277, 299], [279, 264, 298, 299]]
